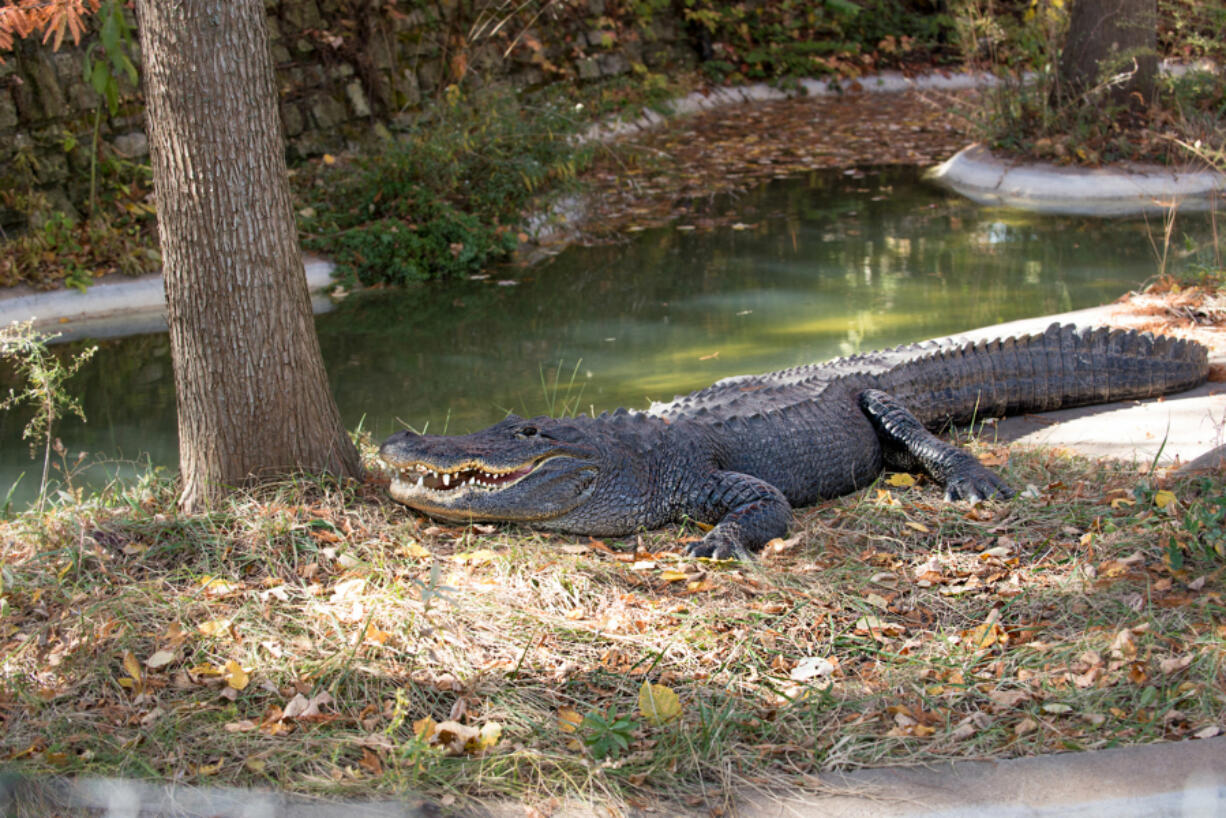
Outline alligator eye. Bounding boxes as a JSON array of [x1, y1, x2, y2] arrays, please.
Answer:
[[516, 426, 538, 438]]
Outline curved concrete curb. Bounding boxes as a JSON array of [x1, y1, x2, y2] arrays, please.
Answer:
[[0, 257, 337, 343], [926, 143, 1226, 216]]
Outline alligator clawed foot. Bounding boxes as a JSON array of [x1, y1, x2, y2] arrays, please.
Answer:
[[944, 466, 1015, 503], [685, 535, 752, 561]]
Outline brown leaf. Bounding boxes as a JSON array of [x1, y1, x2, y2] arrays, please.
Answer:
[[1159, 654, 1194, 675], [988, 689, 1030, 710]]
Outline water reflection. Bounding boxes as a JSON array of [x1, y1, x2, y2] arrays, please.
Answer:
[[0, 167, 1208, 506]]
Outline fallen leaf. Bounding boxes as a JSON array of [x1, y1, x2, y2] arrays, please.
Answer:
[[283, 691, 334, 719], [887, 473, 916, 487], [790, 657, 835, 683], [145, 650, 175, 670], [413, 716, 437, 741], [199, 575, 240, 597], [961, 622, 1007, 651], [197, 618, 232, 637], [638, 680, 682, 725], [223, 660, 250, 691], [330, 578, 366, 602], [855, 615, 906, 638], [988, 689, 1030, 710], [558, 707, 583, 733], [1159, 654, 1194, 675], [474, 721, 502, 752], [454, 549, 498, 567], [403, 541, 431, 558]]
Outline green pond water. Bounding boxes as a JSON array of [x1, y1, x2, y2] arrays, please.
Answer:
[[0, 167, 1213, 507]]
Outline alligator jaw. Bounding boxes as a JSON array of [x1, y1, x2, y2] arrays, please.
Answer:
[[388, 456, 549, 498]]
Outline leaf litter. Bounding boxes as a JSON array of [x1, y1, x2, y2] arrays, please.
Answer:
[[0, 441, 1222, 809]]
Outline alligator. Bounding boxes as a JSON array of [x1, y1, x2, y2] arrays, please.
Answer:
[[380, 324, 1209, 559]]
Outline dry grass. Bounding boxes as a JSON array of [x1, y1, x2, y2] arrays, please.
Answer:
[[1, 440, 1223, 811]]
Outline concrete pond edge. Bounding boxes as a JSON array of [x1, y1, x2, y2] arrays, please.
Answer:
[[925, 143, 1226, 216], [0, 256, 338, 343]]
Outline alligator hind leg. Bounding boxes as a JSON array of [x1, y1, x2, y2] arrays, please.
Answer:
[[858, 389, 1014, 502], [685, 471, 792, 559]]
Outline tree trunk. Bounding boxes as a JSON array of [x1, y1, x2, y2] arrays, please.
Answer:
[[1058, 0, 1157, 109], [134, 0, 361, 511]]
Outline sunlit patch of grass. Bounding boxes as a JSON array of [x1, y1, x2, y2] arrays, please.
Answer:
[[0, 444, 1223, 809]]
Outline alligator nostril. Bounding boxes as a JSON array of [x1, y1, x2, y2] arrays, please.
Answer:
[[379, 429, 420, 454]]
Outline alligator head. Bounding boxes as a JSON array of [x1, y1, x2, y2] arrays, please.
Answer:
[[378, 414, 608, 526]]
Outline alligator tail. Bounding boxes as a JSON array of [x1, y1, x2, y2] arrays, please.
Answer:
[[875, 323, 1210, 428]]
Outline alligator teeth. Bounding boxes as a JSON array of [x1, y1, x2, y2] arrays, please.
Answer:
[[394, 460, 542, 493]]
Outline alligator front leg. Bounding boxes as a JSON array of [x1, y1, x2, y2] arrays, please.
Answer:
[[684, 471, 792, 559], [859, 389, 1014, 501]]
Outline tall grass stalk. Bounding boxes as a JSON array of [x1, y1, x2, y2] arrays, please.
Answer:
[[0, 321, 97, 511]]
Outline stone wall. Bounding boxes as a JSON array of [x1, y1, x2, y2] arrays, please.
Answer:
[[0, 0, 698, 230]]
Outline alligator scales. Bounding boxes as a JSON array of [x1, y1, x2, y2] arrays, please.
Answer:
[[380, 324, 1209, 558]]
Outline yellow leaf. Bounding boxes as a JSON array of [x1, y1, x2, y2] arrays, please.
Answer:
[[659, 570, 688, 583], [887, 473, 916, 487], [962, 622, 1006, 651], [454, 549, 497, 567], [1110, 497, 1135, 509], [557, 707, 583, 733], [905, 521, 930, 534], [323, 153, 336, 165], [404, 541, 431, 558], [195, 760, 223, 776], [223, 660, 250, 691], [472, 721, 502, 752], [122, 650, 142, 683], [413, 716, 437, 741], [189, 663, 224, 677], [199, 575, 239, 597], [197, 618, 232, 637], [1153, 490, 1176, 509], [638, 680, 682, 726]]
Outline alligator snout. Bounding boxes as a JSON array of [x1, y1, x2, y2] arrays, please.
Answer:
[[379, 429, 419, 456]]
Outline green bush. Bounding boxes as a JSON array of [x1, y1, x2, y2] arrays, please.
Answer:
[[299, 87, 592, 286]]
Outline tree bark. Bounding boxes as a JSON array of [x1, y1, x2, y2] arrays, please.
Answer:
[[134, 0, 361, 511], [1058, 0, 1157, 109]]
